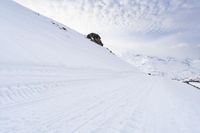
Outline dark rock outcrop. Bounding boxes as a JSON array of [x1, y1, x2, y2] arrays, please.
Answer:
[[86, 33, 115, 54], [87, 33, 103, 46]]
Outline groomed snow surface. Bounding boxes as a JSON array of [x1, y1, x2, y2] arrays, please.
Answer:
[[1, 1, 200, 133], [1, 67, 200, 133]]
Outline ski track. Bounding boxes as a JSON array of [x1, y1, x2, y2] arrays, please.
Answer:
[[0, 66, 200, 133]]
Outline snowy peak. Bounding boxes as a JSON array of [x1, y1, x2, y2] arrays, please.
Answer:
[[121, 53, 200, 81]]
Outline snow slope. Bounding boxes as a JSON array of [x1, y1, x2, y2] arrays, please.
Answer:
[[121, 53, 200, 81], [0, 0, 132, 71], [1, 1, 200, 133]]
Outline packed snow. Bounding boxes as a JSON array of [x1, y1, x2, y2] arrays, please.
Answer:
[[1, 1, 200, 133]]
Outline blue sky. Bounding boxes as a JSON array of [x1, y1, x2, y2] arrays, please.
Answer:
[[15, 0, 200, 58]]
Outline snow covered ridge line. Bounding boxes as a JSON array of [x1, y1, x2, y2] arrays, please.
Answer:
[[121, 53, 200, 89], [121, 53, 200, 81]]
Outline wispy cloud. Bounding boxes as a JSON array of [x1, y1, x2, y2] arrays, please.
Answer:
[[15, 0, 199, 32]]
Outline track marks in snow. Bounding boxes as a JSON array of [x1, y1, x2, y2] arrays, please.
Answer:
[[0, 69, 151, 133], [31, 78, 153, 133], [1, 66, 200, 133], [0, 81, 65, 108], [0, 65, 119, 108]]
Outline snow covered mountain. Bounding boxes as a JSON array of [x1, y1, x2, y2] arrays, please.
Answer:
[[1, 1, 200, 133], [121, 53, 200, 80], [121, 53, 200, 88]]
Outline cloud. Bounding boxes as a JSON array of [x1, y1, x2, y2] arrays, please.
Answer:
[[15, 0, 200, 58], [15, 0, 199, 33]]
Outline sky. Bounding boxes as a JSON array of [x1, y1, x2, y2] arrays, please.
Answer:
[[14, 0, 200, 59]]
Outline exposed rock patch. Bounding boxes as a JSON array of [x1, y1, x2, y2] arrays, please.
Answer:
[[87, 33, 103, 46]]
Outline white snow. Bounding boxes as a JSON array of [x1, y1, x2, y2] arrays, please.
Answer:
[[121, 53, 200, 81], [189, 82, 200, 89], [1, 1, 200, 133]]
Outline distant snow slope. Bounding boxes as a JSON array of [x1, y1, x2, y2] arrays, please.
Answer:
[[1, 1, 200, 133], [121, 53, 200, 81]]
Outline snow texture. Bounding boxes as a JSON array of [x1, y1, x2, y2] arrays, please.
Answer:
[[121, 53, 200, 81], [0, 1, 200, 133]]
